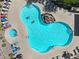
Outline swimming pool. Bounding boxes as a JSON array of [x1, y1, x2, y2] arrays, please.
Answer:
[[9, 29, 17, 37], [20, 4, 73, 53]]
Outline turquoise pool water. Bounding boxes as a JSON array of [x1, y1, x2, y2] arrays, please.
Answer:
[[20, 4, 73, 53], [9, 29, 17, 37]]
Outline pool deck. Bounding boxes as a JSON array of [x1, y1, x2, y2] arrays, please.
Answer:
[[5, 0, 79, 59]]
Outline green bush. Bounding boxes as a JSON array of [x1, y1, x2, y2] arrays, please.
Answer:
[[2, 43, 6, 47], [0, 0, 4, 2], [57, 0, 79, 6]]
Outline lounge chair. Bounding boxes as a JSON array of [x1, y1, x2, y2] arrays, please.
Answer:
[[3, 2, 10, 6], [3, 4, 9, 8], [3, 5, 9, 9], [52, 57, 54, 59], [2, 8, 9, 11], [73, 49, 77, 55], [76, 46, 79, 53], [56, 56, 59, 59], [1, 11, 8, 15], [8, 1, 12, 5], [2, 9, 8, 12], [62, 51, 72, 59], [73, 57, 79, 59], [4, 1, 11, 5], [4, 0, 12, 2], [0, 13, 7, 16]]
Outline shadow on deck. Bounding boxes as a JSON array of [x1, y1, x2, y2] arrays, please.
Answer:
[[74, 14, 79, 36]]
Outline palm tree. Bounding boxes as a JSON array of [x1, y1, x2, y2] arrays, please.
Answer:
[[2, 43, 6, 47], [8, 53, 14, 59], [0, 22, 3, 31]]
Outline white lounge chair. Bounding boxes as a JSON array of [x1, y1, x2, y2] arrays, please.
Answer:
[[2, 7, 9, 11], [1, 11, 8, 15], [2, 9, 8, 12], [2, 5, 10, 9], [4, 1, 11, 5]]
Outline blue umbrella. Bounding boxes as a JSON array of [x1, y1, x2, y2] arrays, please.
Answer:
[[1, 18, 8, 22]]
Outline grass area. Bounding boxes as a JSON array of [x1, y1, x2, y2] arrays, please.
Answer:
[[63, 0, 79, 4], [57, 0, 79, 6]]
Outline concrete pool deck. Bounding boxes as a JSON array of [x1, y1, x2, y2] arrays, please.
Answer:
[[5, 0, 79, 59]]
